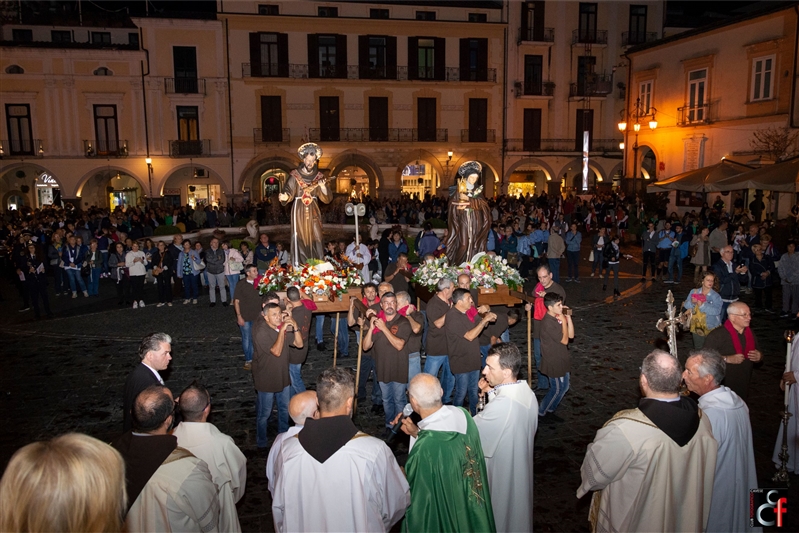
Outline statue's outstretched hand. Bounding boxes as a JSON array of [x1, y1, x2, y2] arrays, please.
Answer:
[[278, 193, 289, 202]]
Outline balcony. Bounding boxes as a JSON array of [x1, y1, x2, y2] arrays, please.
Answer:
[[242, 63, 308, 78], [516, 80, 555, 97], [569, 74, 613, 97], [351, 65, 399, 80], [461, 129, 496, 143], [518, 27, 555, 43], [572, 29, 608, 45], [678, 104, 711, 126], [253, 128, 290, 144], [0, 138, 43, 157], [622, 31, 658, 46], [165, 78, 206, 95], [446, 67, 497, 82], [307, 128, 448, 143], [505, 138, 621, 153], [169, 139, 210, 157], [83, 139, 129, 157]]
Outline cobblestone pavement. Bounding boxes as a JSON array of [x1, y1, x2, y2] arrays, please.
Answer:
[[1, 242, 797, 532]]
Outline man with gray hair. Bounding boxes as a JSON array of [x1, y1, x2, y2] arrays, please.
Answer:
[[423, 276, 456, 402], [123, 332, 172, 431], [683, 349, 760, 533], [266, 391, 318, 497], [577, 350, 718, 532]]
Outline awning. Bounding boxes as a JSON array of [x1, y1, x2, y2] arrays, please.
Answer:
[[712, 157, 799, 192], [646, 160, 753, 192]]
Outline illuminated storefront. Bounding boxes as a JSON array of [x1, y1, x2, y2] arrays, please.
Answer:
[[401, 163, 435, 198]]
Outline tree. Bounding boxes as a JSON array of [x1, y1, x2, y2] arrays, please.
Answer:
[[749, 126, 799, 161]]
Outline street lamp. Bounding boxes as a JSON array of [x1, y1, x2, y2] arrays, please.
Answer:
[[618, 97, 657, 195], [345, 202, 367, 250], [145, 157, 153, 200]]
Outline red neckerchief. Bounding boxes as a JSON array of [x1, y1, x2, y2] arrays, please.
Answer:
[[724, 320, 755, 357], [398, 305, 410, 316], [533, 282, 547, 320], [466, 306, 478, 323], [301, 299, 318, 311], [363, 296, 380, 307], [372, 311, 388, 334]]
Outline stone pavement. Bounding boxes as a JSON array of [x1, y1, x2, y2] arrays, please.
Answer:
[[1, 244, 797, 532]]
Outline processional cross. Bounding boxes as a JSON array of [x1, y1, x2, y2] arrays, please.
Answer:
[[655, 290, 690, 358]]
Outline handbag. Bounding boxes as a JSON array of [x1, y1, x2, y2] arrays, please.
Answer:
[[229, 259, 244, 272], [193, 257, 206, 271], [80, 262, 90, 277], [588, 250, 594, 262], [689, 303, 711, 336]]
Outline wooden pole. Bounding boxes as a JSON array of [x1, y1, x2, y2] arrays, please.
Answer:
[[527, 306, 532, 387], [353, 324, 364, 413], [333, 312, 339, 368]]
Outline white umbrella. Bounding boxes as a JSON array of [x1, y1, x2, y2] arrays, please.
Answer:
[[646, 160, 753, 192], [713, 157, 799, 192]]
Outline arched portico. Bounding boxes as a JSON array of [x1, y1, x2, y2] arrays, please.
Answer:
[[328, 151, 384, 199], [160, 164, 229, 208], [75, 167, 148, 209], [0, 162, 65, 208]]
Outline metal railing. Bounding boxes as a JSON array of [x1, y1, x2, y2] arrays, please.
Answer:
[[572, 29, 608, 45], [518, 80, 555, 96], [165, 77, 206, 95], [446, 67, 497, 82], [83, 139, 128, 157], [242, 63, 308, 78], [0, 138, 42, 157], [518, 27, 555, 43], [253, 128, 290, 144], [461, 129, 496, 143], [622, 31, 658, 46], [169, 139, 210, 157], [678, 104, 711, 126], [569, 74, 613, 97], [505, 138, 622, 153], [308, 128, 448, 143]]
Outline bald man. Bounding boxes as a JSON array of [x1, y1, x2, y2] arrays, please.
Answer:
[[267, 391, 318, 497]]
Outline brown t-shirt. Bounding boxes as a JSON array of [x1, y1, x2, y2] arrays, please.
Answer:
[[252, 319, 291, 393], [446, 308, 482, 374], [370, 314, 412, 384], [403, 309, 424, 354], [289, 304, 313, 365], [351, 301, 381, 327], [533, 282, 566, 339], [539, 313, 570, 378], [234, 279, 264, 322], [385, 263, 411, 295], [425, 294, 451, 357], [479, 308, 509, 346]]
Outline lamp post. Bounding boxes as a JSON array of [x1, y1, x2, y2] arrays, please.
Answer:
[[618, 98, 657, 195], [145, 157, 153, 202]]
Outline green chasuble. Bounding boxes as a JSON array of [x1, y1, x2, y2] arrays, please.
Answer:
[[403, 407, 496, 533]]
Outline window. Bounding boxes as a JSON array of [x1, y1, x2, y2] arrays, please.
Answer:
[[688, 68, 707, 122], [260, 33, 280, 76], [309, 34, 347, 78], [752, 56, 774, 101], [260, 96, 283, 142], [459, 38, 488, 81], [91, 32, 111, 45], [524, 55, 543, 95], [578, 3, 598, 42], [521, 2, 546, 41], [319, 36, 338, 77], [369, 97, 389, 141], [258, 4, 279, 15], [418, 38, 435, 79], [468, 98, 488, 142], [416, 11, 436, 21], [576, 55, 597, 96], [93, 67, 112, 76], [639, 80, 652, 113], [177, 106, 199, 141], [409, 37, 444, 81], [358, 35, 396, 79], [5, 65, 24, 74], [5, 104, 33, 155], [319, 96, 340, 142], [468, 13, 487, 22], [318, 6, 338, 17], [249, 32, 288, 77], [51, 30, 71, 43], [370, 8, 389, 19], [523, 108, 542, 151], [417, 98, 436, 141], [93, 105, 119, 155], [173, 46, 198, 93], [628, 5, 647, 44], [128, 32, 139, 46], [12, 29, 33, 42]]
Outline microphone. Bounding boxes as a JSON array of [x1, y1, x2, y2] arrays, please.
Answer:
[[386, 403, 414, 442]]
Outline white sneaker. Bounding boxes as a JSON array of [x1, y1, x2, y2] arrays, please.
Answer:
[[183, 299, 190, 305], [139, 300, 145, 308], [167, 302, 173, 307], [83, 291, 88, 297], [192, 299, 198, 304], [157, 302, 165, 307], [72, 292, 77, 299], [133, 301, 138, 309]]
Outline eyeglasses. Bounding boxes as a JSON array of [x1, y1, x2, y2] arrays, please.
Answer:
[[728, 312, 751, 318]]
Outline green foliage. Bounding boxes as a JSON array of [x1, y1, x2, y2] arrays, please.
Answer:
[[235, 218, 252, 227], [426, 218, 447, 229], [153, 225, 181, 236]]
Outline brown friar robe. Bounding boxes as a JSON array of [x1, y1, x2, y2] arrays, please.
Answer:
[[280, 166, 333, 265], [445, 180, 491, 265]]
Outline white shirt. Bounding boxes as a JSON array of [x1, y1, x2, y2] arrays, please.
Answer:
[[142, 362, 164, 385], [266, 425, 303, 496]]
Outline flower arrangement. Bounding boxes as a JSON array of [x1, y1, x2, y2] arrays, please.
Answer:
[[258, 258, 289, 295], [462, 253, 524, 290], [288, 257, 363, 300], [411, 255, 456, 291]]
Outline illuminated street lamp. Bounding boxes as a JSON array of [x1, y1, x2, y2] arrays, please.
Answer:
[[618, 98, 657, 194]]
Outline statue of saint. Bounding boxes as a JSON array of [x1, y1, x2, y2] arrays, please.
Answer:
[[445, 161, 491, 265], [278, 143, 334, 265]]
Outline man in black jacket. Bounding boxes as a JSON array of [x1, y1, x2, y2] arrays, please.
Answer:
[[123, 332, 172, 431], [168, 234, 183, 297], [712, 245, 748, 321]]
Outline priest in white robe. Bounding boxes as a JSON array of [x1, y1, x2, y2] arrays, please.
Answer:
[[266, 390, 318, 496], [174, 382, 247, 533], [474, 343, 538, 533], [773, 333, 799, 473], [684, 350, 761, 532], [271, 367, 409, 532]]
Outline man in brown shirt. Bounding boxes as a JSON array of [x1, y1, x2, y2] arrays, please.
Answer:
[[286, 286, 313, 398], [446, 288, 496, 415], [396, 291, 424, 381], [423, 277, 456, 403], [479, 308, 520, 366], [363, 292, 412, 432], [234, 264, 263, 371], [384, 253, 412, 295], [529, 263, 566, 391], [538, 292, 574, 420], [348, 282, 384, 414], [252, 303, 302, 448]]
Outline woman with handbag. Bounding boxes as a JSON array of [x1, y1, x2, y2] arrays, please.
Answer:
[[125, 241, 148, 309], [85, 239, 103, 297], [222, 241, 244, 300], [690, 227, 711, 284], [152, 241, 173, 307], [177, 239, 202, 304], [108, 242, 131, 306], [683, 271, 723, 348]]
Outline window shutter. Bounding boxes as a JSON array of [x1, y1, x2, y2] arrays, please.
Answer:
[[521, 2, 530, 37], [408, 37, 419, 81], [358, 35, 369, 78], [336, 34, 348, 78], [307, 34, 319, 78], [434, 37, 446, 81], [532, 2, 546, 41], [277, 33, 289, 77], [386, 36, 397, 79], [477, 38, 488, 81], [249, 33, 262, 77], [459, 38, 470, 74]]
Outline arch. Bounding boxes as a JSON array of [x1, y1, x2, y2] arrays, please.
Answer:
[[3, 190, 27, 210], [238, 150, 297, 196], [5, 65, 23, 74], [0, 162, 65, 191], [504, 157, 556, 182], [638, 144, 657, 182], [93, 67, 113, 76], [328, 151, 384, 198], [395, 151, 447, 197], [556, 158, 607, 186], [75, 166, 148, 198], [159, 163, 230, 196]]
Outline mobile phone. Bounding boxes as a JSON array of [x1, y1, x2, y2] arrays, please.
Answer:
[[563, 307, 573, 316]]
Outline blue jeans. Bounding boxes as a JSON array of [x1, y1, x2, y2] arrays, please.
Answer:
[[668, 251, 683, 282], [183, 274, 199, 299], [534, 338, 549, 390], [408, 352, 422, 381], [539, 373, 570, 415], [330, 316, 349, 356], [289, 363, 306, 397], [591, 250, 604, 275], [500, 328, 510, 343], [256, 385, 290, 448], [87, 267, 102, 296], [315, 315, 325, 344], [423, 355, 454, 403], [101, 250, 109, 274], [226, 274, 240, 300], [480, 344, 491, 367], [65, 268, 86, 293], [357, 355, 383, 406], [239, 321, 253, 362], [549, 258, 561, 284], [453, 370, 481, 416], [567, 250, 580, 280], [379, 382, 407, 428], [420, 310, 428, 350]]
